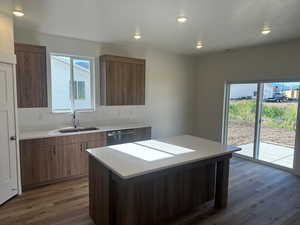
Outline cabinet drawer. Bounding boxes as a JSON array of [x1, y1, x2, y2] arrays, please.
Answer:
[[86, 139, 107, 148], [21, 137, 57, 148], [55, 132, 106, 145], [80, 132, 106, 143]]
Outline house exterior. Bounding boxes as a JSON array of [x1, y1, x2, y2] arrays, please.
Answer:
[[51, 56, 92, 111], [284, 89, 300, 99]]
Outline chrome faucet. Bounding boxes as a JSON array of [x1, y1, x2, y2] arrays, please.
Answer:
[[72, 110, 80, 128]]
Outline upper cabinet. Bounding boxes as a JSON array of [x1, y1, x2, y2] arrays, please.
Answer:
[[15, 43, 48, 108], [100, 55, 145, 105]]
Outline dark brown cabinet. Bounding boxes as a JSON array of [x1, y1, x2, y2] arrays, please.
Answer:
[[100, 55, 145, 105], [15, 43, 48, 108], [20, 132, 106, 191], [20, 138, 56, 187]]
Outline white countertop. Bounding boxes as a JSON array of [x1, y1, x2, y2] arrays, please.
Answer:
[[19, 122, 150, 140], [87, 135, 241, 179]]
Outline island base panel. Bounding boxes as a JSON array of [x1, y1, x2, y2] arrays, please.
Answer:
[[89, 156, 110, 225], [89, 154, 231, 225], [215, 158, 230, 209]]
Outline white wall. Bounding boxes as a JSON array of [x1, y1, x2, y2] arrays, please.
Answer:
[[195, 39, 300, 175], [0, 14, 14, 54], [14, 28, 196, 138], [0, 11, 15, 63]]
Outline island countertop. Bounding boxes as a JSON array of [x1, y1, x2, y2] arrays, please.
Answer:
[[87, 135, 241, 179]]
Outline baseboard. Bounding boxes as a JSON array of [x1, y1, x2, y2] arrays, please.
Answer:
[[21, 174, 88, 192]]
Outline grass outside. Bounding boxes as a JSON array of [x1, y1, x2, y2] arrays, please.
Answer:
[[229, 100, 298, 131]]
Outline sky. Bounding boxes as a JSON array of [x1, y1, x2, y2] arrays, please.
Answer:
[[272, 82, 300, 90]]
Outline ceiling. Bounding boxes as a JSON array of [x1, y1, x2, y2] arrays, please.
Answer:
[[7, 0, 300, 55]]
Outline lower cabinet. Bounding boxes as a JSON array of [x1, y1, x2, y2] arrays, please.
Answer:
[[20, 132, 106, 191], [20, 139, 56, 187]]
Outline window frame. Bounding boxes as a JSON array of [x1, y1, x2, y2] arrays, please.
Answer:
[[73, 80, 86, 100], [50, 53, 96, 113]]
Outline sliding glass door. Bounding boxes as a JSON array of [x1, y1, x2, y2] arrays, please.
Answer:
[[258, 82, 299, 168], [224, 81, 300, 170], [226, 83, 258, 158]]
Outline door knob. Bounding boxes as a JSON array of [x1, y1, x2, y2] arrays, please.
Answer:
[[10, 136, 16, 141]]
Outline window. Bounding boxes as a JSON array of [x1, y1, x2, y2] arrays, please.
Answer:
[[74, 81, 86, 100], [50, 54, 94, 112]]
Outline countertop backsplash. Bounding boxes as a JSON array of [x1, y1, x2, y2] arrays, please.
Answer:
[[18, 106, 149, 131]]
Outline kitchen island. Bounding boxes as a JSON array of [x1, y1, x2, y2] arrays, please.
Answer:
[[87, 135, 241, 225]]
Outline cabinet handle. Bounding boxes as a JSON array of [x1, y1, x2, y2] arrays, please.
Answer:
[[53, 146, 56, 155], [81, 143, 88, 152]]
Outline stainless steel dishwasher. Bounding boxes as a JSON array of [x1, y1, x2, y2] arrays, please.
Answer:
[[106, 129, 137, 145]]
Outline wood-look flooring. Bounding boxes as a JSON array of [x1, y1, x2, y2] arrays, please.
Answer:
[[1, 157, 300, 225]]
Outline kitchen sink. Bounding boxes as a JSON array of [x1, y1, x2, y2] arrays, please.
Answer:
[[59, 127, 98, 133]]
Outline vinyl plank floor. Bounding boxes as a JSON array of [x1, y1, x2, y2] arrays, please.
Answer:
[[0, 157, 299, 225]]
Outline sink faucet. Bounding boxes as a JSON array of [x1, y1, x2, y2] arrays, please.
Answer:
[[72, 110, 80, 128]]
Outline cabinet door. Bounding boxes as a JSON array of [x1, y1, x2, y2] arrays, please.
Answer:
[[81, 138, 107, 174], [100, 55, 145, 105], [56, 143, 83, 177], [127, 63, 145, 105], [20, 132, 107, 190], [20, 140, 56, 188], [15, 43, 48, 108], [106, 61, 130, 105]]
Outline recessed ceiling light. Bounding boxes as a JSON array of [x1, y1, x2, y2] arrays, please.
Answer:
[[13, 9, 24, 17], [261, 25, 271, 35], [133, 32, 141, 40], [177, 16, 188, 23], [196, 41, 203, 49]]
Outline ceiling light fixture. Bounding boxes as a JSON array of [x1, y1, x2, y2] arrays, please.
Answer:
[[13, 9, 24, 17], [261, 25, 271, 35], [196, 41, 203, 49], [177, 16, 188, 23], [133, 32, 142, 40]]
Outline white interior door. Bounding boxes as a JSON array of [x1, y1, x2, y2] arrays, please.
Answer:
[[0, 62, 18, 205]]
